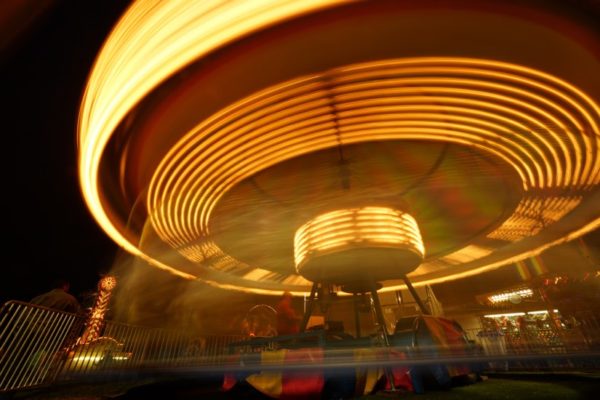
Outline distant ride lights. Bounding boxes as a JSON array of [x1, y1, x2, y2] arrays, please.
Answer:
[[66, 275, 129, 370], [487, 288, 534, 305], [79, 275, 118, 344]]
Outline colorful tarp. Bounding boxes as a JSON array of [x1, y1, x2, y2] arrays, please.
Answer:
[[224, 347, 412, 398], [422, 316, 471, 377]]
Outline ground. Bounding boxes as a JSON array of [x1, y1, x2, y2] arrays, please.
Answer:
[[8, 373, 598, 399]]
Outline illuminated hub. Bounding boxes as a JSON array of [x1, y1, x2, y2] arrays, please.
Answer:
[[294, 207, 424, 284]]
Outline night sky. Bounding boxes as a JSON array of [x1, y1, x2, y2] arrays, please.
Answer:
[[2, 1, 130, 303]]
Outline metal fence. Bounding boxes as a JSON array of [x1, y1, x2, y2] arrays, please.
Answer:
[[0, 301, 84, 392], [2, 300, 599, 393], [0, 301, 242, 393], [462, 315, 600, 371]]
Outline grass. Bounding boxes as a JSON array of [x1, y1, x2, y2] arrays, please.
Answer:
[[363, 377, 597, 400], [8, 375, 598, 399]]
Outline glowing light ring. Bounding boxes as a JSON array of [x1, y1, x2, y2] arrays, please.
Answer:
[[76, 0, 600, 295], [78, 0, 348, 276], [144, 58, 599, 293], [149, 58, 599, 242], [294, 207, 425, 275]]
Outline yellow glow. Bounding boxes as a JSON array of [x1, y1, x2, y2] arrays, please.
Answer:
[[99, 275, 117, 291], [77, 0, 600, 295], [72, 355, 104, 363], [294, 207, 424, 273], [147, 59, 599, 255], [487, 196, 582, 242], [484, 310, 559, 318], [484, 312, 526, 318], [488, 288, 534, 304], [382, 217, 600, 293], [441, 245, 494, 265], [527, 309, 559, 315], [78, 0, 348, 267]]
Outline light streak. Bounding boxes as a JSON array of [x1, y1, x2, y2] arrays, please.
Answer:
[[488, 288, 533, 304], [77, 0, 600, 295], [484, 312, 526, 318]]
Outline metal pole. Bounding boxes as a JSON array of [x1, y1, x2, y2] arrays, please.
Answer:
[[403, 275, 430, 315], [299, 283, 318, 333], [395, 290, 403, 305], [370, 285, 390, 346], [370, 282, 397, 392], [353, 293, 361, 338]]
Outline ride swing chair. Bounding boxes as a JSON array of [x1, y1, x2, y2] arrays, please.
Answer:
[[226, 207, 482, 395]]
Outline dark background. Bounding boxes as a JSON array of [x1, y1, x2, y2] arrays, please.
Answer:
[[1, 0, 599, 307], [2, 0, 130, 303]]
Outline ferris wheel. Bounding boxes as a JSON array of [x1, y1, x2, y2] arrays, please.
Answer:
[[241, 304, 278, 338]]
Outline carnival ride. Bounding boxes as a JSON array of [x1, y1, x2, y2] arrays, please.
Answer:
[[74, 0, 600, 396], [77, 0, 599, 297]]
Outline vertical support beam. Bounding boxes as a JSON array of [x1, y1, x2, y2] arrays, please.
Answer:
[[300, 282, 318, 333], [370, 285, 390, 346], [395, 290, 403, 305], [403, 275, 430, 315], [370, 281, 397, 392], [353, 293, 361, 338]]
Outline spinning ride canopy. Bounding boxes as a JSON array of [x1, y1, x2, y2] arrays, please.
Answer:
[[79, 0, 600, 295]]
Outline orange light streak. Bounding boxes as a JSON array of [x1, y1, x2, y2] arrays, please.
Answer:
[[79, 0, 348, 261], [78, 0, 600, 296]]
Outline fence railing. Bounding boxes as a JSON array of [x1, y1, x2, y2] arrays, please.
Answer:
[[2, 300, 599, 393], [462, 321, 600, 371], [0, 301, 242, 393], [0, 301, 84, 392]]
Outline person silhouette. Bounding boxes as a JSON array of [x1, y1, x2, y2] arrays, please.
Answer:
[[275, 291, 300, 335], [30, 278, 82, 314]]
